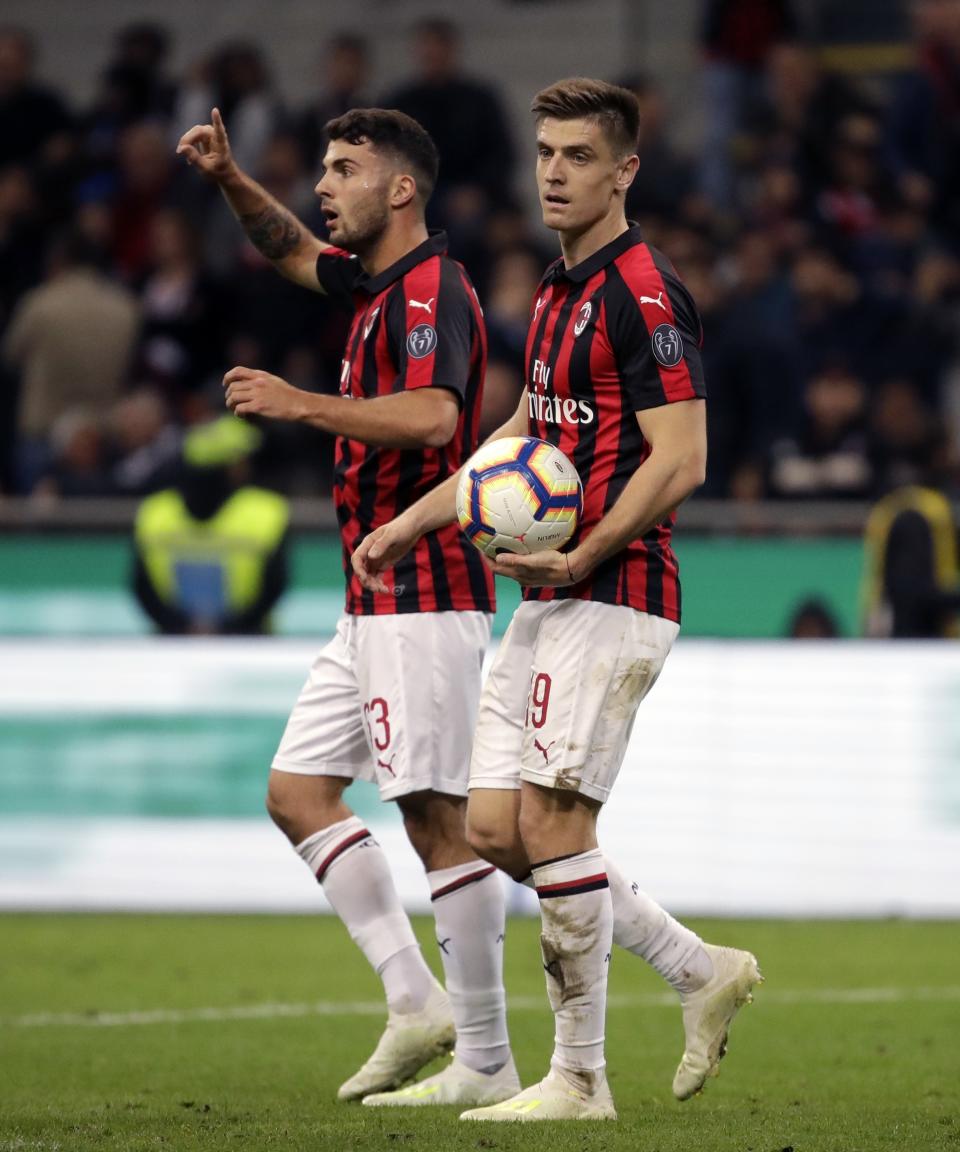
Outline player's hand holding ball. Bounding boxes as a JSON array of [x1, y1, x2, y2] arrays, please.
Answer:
[[456, 436, 583, 586]]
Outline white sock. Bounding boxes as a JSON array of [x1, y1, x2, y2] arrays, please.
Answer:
[[532, 849, 612, 1089], [428, 861, 510, 1073], [519, 860, 711, 995], [605, 857, 713, 994], [297, 816, 435, 1014]]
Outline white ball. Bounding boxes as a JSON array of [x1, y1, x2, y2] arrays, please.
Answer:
[[456, 436, 583, 559]]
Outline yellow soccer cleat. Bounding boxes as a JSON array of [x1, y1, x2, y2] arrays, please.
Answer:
[[362, 1055, 520, 1107], [337, 982, 455, 1101], [460, 1070, 617, 1122]]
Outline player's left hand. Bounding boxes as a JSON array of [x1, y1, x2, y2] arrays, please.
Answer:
[[491, 549, 581, 587], [223, 366, 306, 421]]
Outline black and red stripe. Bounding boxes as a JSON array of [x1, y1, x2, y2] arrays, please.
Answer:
[[314, 828, 374, 882], [535, 872, 610, 899], [522, 226, 706, 623], [430, 865, 497, 901]]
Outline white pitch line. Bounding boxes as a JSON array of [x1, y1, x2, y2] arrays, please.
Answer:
[[6, 987, 960, 1030]]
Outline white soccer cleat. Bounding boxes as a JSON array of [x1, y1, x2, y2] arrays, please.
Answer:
[[672, 943, 762, 1101], [459, 1069, 617, 1122], [337, 983, 455, 1102], [362, 1054, 521, 1107]]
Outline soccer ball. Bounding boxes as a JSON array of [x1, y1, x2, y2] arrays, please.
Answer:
[[456, 436, 583, 558]]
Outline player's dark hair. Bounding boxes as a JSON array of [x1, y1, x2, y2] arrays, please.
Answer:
[[325, 108, 440, 205], [531, 77, 641, 159]]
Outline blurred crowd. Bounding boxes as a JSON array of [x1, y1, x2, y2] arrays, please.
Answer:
[[2, 0, 960, 505]]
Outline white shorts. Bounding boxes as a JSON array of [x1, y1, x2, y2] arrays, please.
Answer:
[[273, 611, 492, 801], [469, 599, 678, 804]]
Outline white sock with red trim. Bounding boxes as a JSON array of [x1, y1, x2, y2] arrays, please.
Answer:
[[427, 860, 511, 1072], [532, 849, 612, 1091], [605, 858, 713, 993], [297, 816, 435, 1014], [519, 858, 712, 994]]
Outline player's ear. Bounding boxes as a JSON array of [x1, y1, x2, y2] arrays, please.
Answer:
[[616, 153, 639, 191], [391, 172, 417, 210]]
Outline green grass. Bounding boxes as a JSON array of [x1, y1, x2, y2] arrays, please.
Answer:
[[1, 916, 958, 1151]]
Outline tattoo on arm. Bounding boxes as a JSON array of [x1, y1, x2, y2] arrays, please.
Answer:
[[240, 206, 302, 260]]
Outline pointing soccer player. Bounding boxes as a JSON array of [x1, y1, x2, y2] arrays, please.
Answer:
[[177, 108, 520, 1106], [354, 78, 760, 1121]]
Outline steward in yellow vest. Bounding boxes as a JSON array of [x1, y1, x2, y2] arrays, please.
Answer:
[[133, 416, 290, 634], [863, 485, 960, 638]]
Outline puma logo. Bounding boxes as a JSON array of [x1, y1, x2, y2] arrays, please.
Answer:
[[533, 737, 556, 764], [639, 290, 667, 312], [376, 754, 397, 777], [437, 936, 452, 954], [409, 297, 434, 314]]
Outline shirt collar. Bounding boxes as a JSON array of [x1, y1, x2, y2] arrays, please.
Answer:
[[358, 231, 448, 295], [546, 224, 644, 285]]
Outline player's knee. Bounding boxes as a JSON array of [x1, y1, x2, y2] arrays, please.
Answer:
[[265, 777, 292, 833], [465, 811, 511, 866]]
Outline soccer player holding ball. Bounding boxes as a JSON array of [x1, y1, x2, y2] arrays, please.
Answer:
[[355, 78, 760, 1121]]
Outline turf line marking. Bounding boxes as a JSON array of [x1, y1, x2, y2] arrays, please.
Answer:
[[7, 986, 960, 1030]]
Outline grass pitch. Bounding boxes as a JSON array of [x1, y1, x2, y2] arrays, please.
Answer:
[[1, 915, 957, 1151]]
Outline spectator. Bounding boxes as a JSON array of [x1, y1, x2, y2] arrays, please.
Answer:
[[384, 18, 515, 231], [766, 362, 873, 500], [3, 228, 139, 493], [698, 0, 800, 212], [0, 164, 44, 333], [109, 387, 182, 496], [110, 120, 185, 281], [482, 246, 541, 438], [619, 74, 697, 223], [884, 0, 960, 244], [34, 408, 114, 499], [292, 33, 370, 173], [0, 25, 72, 170], [176, 42, 277, 174], [751, 42, 870, 208], [868, 378, 947, 494], [787, 596, 840, 638], [133, 206, 230, 418], [83, 23, 176, 180]]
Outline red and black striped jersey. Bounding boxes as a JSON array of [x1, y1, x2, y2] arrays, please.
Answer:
[[315, 232, 494, 615], [524, 226, 706, 622]]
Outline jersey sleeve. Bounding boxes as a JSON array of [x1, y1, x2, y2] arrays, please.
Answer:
[[611, 263, 707, 412], [388, 259, 474, 404], [314, 246, 364, 309]]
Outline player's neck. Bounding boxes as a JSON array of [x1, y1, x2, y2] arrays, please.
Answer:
[[559, 210, 629, 271], [360, 220, 430, 278]]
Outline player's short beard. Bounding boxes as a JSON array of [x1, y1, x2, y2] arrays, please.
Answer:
[[337, 194, 391, 257]]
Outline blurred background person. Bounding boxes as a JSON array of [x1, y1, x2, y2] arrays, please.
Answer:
[[863, 481, 960, 638], [2, 226, 140, 494], [132, 414, 290, 636], [291, 32, 371, 174], [697, 0, 800, 214], [787, 596, 841, 638], [0, 24, 73, 173], [383, 17, 515, 243]]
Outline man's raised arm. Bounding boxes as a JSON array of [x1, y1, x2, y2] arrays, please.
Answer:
[[177, 107, 329, 292]]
